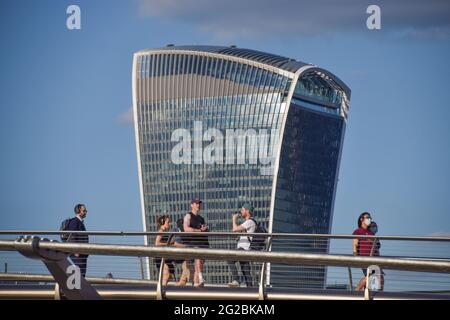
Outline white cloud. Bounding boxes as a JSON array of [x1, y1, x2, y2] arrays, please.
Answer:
[[429, 232, 450, 238], [117, 108, 134, 125]]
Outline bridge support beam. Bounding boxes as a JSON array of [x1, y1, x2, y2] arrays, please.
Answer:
[[14, 236, 101, 300]]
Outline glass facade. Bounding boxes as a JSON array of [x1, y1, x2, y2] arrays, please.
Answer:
[[134, 51, 292, 283], [270, 101, 345, 288], [133, 47, 350, 287]]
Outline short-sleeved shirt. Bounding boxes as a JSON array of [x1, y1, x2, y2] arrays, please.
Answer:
[[353, 228, 375, 256], [237, 219, 257, 250]]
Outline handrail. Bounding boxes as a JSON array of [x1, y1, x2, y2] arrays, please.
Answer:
[[0, 230, 449, 242], [0, 272, 156, 285], [1, 285, 448, 300], [0, 240, 449, 273]]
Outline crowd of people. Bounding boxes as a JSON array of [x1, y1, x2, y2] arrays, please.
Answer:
[[153, 198, 258, 288], [62, 202, 384, 291]]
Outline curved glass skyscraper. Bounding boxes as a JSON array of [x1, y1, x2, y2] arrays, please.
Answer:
[[132, 45, 351, 288]]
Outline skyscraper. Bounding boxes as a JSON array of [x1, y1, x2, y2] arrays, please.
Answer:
[[132, 45, 351, 288]]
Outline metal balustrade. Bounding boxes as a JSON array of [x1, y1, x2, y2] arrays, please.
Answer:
[[0, 231, 449, 300]]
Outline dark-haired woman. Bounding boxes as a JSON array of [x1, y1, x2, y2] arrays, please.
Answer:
[[154, 215, 173, 286], [352, 212, 375, 291]]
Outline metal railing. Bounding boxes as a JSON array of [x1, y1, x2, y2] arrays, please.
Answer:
[[0, 230, 449, 300]]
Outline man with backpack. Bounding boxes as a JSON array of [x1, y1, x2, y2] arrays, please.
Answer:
[[227, 203, 260, 288], [61, 204, 90, 277]]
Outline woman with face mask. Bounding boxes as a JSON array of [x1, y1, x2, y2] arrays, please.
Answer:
[[352, 212, 375, 291]]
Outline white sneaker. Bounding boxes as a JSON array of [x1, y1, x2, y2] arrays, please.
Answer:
[[228, 280, 240, 288]]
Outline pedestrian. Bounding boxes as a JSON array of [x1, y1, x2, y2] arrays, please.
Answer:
[[183, 198, 209, 287], [352, 212, 376, 291], [66, 204, 90, 277], [154, 215, 174, 286], [227, 203, 256, 288]]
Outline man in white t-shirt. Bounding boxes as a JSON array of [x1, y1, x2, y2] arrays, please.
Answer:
[[227, 203, 256, 288]]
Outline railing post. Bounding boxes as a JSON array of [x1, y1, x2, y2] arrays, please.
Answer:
[[258, 261, 267, 300], [347, 267, 353, 291], [139, 257, 145, 280], [258, 235, 272, 300], [156, 257, 165, 300]]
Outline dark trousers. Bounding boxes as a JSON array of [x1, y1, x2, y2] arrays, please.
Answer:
[[70, 255, 88, 277], [227, 249, 252, 287]]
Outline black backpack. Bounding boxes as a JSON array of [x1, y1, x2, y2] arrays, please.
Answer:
[[247, 218, 268, 251], [60, 217, 73, 242]]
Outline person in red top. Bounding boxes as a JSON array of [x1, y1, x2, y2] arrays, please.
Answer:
[[352, 212, 375, 291]]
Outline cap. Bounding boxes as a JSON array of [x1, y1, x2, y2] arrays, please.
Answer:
[[241, 203, 254, 213], [191, 198, 202, 204]]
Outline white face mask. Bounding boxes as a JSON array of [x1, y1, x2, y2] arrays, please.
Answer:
[[364, 218, 372, 226]]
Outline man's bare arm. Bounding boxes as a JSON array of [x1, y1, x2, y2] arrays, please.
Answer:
[[183, 214, 198, 232]]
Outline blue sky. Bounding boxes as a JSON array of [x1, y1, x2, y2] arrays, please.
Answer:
[[0, 0, 449, 238]]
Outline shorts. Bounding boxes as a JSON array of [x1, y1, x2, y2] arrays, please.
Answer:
[[154, 258, 175, 273], [362, 268, 385, 276], [185, 242, 209, 249]]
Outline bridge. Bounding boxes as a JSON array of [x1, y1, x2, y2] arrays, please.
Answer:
[[0, 231, 449, 300]]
